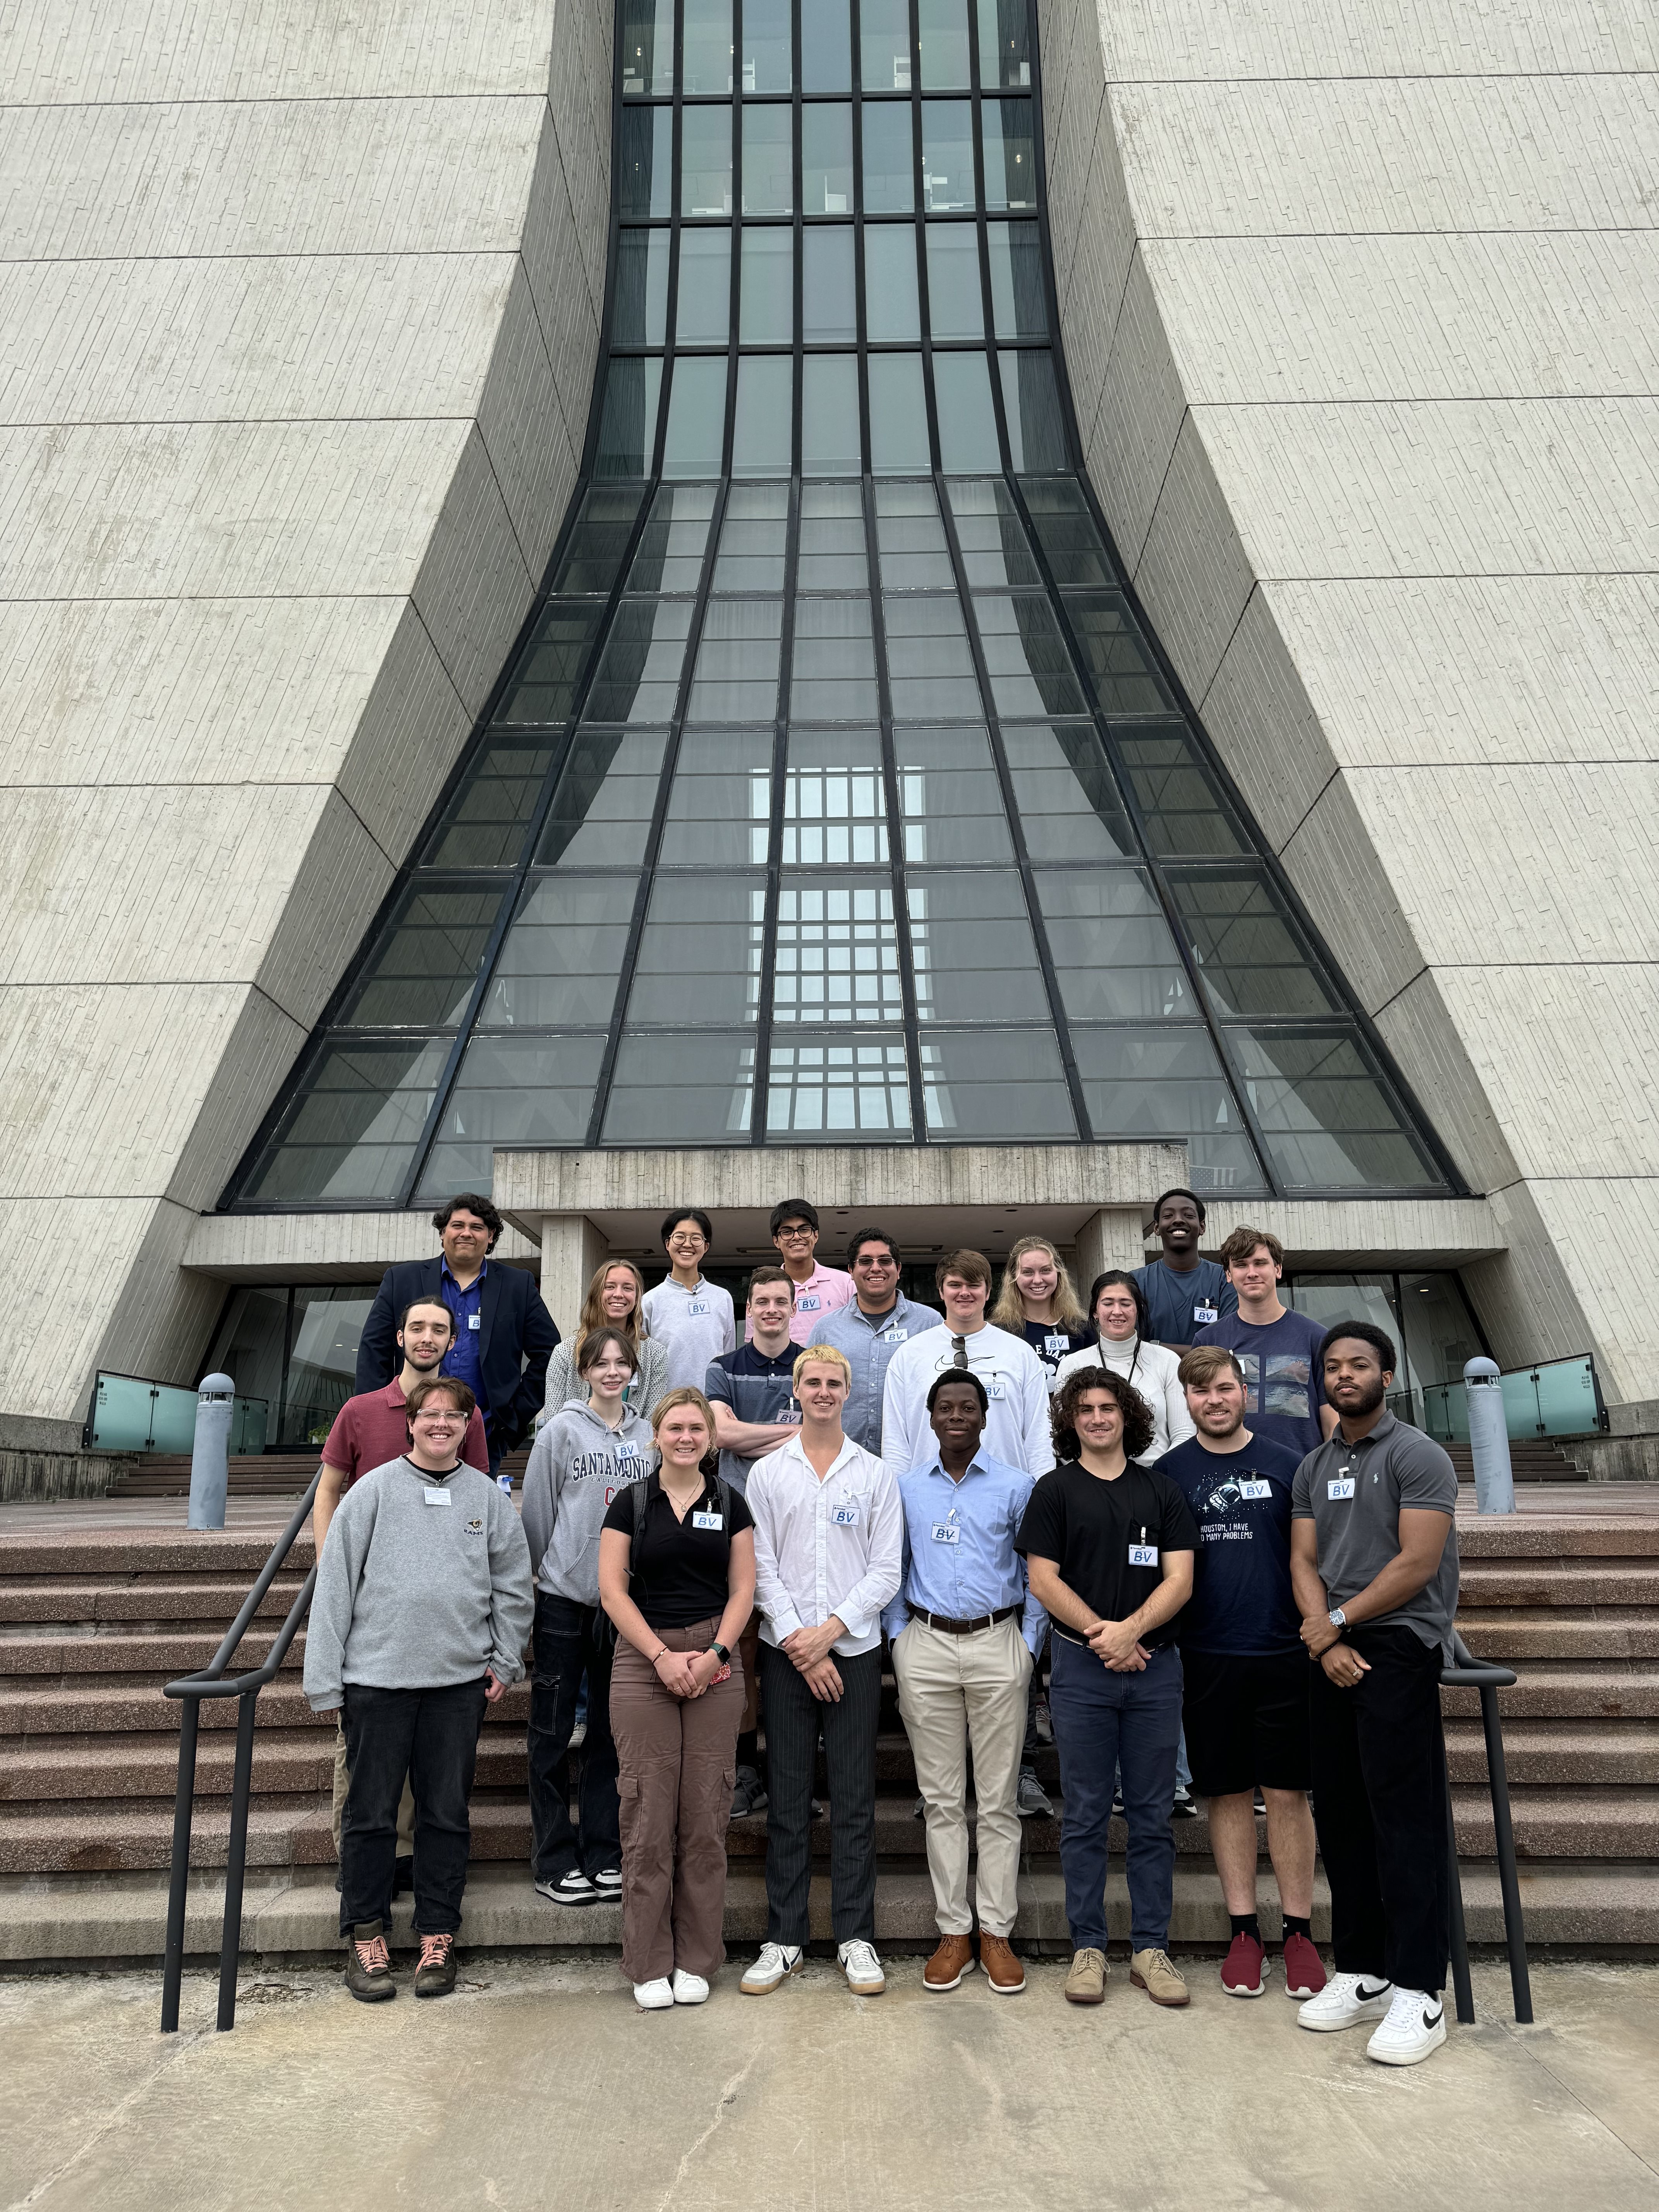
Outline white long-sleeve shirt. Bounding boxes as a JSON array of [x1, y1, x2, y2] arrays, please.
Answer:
[[746, 1430, 903, 1657], [1051, 1337, 1195, 1464], [640, 1275, 737, 1393], [881, 1321, 1054, 1480]]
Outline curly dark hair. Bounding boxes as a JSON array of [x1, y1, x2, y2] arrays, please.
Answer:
[[1051, 1363, 1156, 1464]]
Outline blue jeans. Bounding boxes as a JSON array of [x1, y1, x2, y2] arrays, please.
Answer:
[[1050, 1636, 1183, 1954]]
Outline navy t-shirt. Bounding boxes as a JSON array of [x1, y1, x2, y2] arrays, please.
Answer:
[[1021, 1319, 1096, 1380], [1191, 1307, 1329, 1458], [1156, 1433, 1305, 1655], [1135, 1259, 1237, 1346]]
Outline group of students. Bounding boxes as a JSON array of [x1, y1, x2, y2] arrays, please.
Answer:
[[302, 1187, 1461, 2068]]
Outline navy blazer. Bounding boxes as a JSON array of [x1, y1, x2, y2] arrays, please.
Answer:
[[353, 1258, 560, 1449]]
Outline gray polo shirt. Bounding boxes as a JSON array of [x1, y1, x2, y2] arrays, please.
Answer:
[[1291, 1411, 1460, 1657], [805, 1293, 945, 1455]]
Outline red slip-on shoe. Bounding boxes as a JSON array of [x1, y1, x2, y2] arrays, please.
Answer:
[[1282, 1931, 1328, 2000], [1220, 1931, 1267, 1997]]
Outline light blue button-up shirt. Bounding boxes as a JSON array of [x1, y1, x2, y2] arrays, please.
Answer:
[[883, 1448, 1048, 1657], [805, 1293, 945, 1454]]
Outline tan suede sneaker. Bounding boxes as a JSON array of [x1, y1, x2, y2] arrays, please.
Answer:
[[1130, 1947, 1190, 2007], [1064, 1948, 1107, 2004], [979, 1934, 1026, 1994]]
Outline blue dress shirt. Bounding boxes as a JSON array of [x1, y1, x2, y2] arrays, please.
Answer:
[[883, 1449, 1048, 1657], [805, 1292, 946, 1454], [439, 1258, 488, 1416]]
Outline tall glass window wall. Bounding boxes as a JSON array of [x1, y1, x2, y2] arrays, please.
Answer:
[[227, 0, 1455, 1208]]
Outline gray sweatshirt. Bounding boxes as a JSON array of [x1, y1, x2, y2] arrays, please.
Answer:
[[303, 1455, 534, 1712], [520, 1401, 656, 1605]]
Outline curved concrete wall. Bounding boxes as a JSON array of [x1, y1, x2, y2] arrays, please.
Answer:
[[1042, 0, 1658, 1427], [0, 0, 609, 1445]]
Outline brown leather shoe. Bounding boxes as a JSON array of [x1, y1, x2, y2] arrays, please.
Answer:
[[979, 1934, 1026, 1994], [924, 1934, 976, 1990]]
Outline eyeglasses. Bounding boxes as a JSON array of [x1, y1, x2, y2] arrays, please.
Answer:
[[776, 1225, 814, 1240]]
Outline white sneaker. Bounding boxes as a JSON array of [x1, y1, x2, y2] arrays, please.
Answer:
[[672, 1969, 709, 2005], [1297, 1970, 1395, 2033], [740, 1942, 803, 1996], [1367, 1987, 1447, 2066], [632, 1978, 674, 2011], [838, 1939, 886, 1996]]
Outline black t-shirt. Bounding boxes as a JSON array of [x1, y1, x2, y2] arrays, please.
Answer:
[[601, 1469, 754, 1630], [1021, 1319, 1097, 1379], [1015, 1460, 1198, 1647]]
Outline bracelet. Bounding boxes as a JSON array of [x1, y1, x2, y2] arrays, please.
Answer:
[[651, 1647, 670, 1666]]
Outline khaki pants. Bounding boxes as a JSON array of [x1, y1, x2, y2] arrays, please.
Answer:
[[332, 1717, 415, 1856], [892, 1614, 1032, 1939]]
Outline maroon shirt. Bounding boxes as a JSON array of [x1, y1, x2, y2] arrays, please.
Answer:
[[321, 1380, 489, 1489]]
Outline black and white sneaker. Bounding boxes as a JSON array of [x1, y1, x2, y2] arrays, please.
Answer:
[[1297, 1970, 1395, 2032], [1172, 1783, 1198, 1819], [535, 1870, 600, 1907], [1367, 1987, 1448, 2066], [730, 1764, 769, 1819], [1017, 1769, 1053, 1819], [591, 1866, 623, 1899]]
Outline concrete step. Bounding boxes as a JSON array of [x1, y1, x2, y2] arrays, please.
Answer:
[[1456, 1517, 1659, 1559], [1457, 1559, 1659, 1606], [1441, 1661, 1659, 1719], [0, 1678, 529, 1738], [1443, 1717, 1659, 1786], [0, 1576, 309, 1626], [0, 1529, 319, 1578], [105, 1450, 533, 1501], [1449, 1786, 1657, 1860], [1458, 1610, 1659, 1660], [0, 1627, 307, 1681]]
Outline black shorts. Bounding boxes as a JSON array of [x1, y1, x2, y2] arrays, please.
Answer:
[[1181, 1647, 1312, 1797]]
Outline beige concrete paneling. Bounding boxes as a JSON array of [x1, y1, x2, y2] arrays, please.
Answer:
[[1197, 591, 1336, 851], [253, 796, 399, 1030], [333, 602, 475, 862], [1097, 0, 1657, 78], [1369, 970, 1520, 1196], [182, 1209, 541, 1282], [407, 424, 538, 721], [1132, 414, 1257, 700], [1278, 778, 1427, 1015], [476, 261, 579, 582], [538, 1215, 611, 1342], [0, 1197, 183, 1441], [520, 122, 605, 435], [1090, 249, 1188, 570]]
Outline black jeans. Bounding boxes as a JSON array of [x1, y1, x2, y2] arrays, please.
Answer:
[[340, 1678, 488, 1937], [760, 1641, 882, 1948], [528, 1590, 620, 1882], [1309, 1623, 1451, 1994]]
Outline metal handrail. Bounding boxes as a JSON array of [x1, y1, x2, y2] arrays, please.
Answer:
[[159, 1472, 320, 2034], [1440, 1630, 1532, 2026]]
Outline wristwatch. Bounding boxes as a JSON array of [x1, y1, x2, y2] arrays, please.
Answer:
[[711, 1640, 731, 1665], [1328, 1607, 1347, 1631]]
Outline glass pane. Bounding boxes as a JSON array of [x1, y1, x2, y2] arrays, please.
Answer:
[[208, 1285, 292, 1433], [420, 1034, 608, 1189], [584, 600, 696, 722], [621, 0, 675, 95], [1000, 350, 1067, 471], [337, 886, 505, 1029], [867, 353, 930, 474], [1116, 725, 1248, 857], [883, 591, 982, 717], [1168, 871, 1340, 1019], [945, 475, 1041, 586], [712, 479, 790, 588], [803, 226, 857, 340], [619, 105, 673, 218], [244, 1038, 450, 1203], [733, 354, 793, 477], [860, 0, 914, 90], [802, 353, 862, 473], [932, 350, 1000, 470], [791, 594, 879, 720], [1066, 592, 1175, 714], [615, 228, 671, 345], [976, 0, 1032, 88], [1001, 722, 1136, 862], [983, 98, 1036, 209], [742, 104, 793, 213], [627, 874, 764, 1024], [682, 105, 733, 215], [659, 727, 773, 866], [627, 481, 719, 592], [662, 352, 728, 477], [922, 103, 976, 211], [741, 0, 791, 92], [1036, 868, 1194, 1021], [686, 596, 784, 720], [1397, 1273, 1483, 1394], [926, 222, 984, 338], [1231, 1027, 1443, 1190], [768, 1036, 912, 1137], [863, 222, 921, 340], [676, 227, 732, 343], [921, 1029, 1075, 1138], [551, 483, 649, 597], [784, 726, 890, 863], [485, 876, 641, 1026], [739, 225, 794, 342], [594, 355, 663, 478], [988, 219, 1045, 336], [1070, 1027, 1264, 1190], [774, 874, 904, 1024], [426, 735, 558, 867], [684, 0, 734, 93], [497, 601, 606, 725], [908, 866, 1043, 1019], [895, 725, 1012, 862], [919, 0, 972, 88], [1019, 475, 1114, 584], [604, 1031, 756, 1142], [875, 477, 951, 586], [797, 476, 868, 582], [862, 102, 915, 213], [970, 592, 1086, 716], [802, 0, 852, 92], [536, 727, 668, 867], [283, 1288, 378, 1449], [802, 103, 854, 212]]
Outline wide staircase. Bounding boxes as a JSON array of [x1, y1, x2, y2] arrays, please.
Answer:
[[2, 1499, 1654, 1965]]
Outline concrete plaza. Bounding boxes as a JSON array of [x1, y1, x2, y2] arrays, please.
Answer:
[[2, 1957, 1655, 2211]]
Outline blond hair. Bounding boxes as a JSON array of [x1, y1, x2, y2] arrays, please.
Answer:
[[990, 1235, 1087, 1333], [792, 1344, 852, 1390], [572, 1258, 649, 1370], [649, 1386, 716, 1441]]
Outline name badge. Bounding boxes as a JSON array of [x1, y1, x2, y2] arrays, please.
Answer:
[[930, 1522, 961, 1546], [1328, 1477, 1356, 1501], [799, 1294, 822, 1312], [1128, 1543, 1158, 1566], [1240, 1479, 1272, 1501], [830, 1504, 860, 1527], [883, 1326, 907, 1344], [1043, 1334, 1068, 1356], [1194, 1304, 1218, 1325], [987, 1380, 1006, 1400], [692, 1511, 723, 1531], [687, 1300, 709, 1318], [423, 1489, 453, 1508]]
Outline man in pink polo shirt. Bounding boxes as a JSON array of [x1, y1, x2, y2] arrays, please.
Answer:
[[748, 1199, 855, 1347]]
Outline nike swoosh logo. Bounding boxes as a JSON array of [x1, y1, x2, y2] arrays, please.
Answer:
[[1358, 1983, 1390, 2000], [1423, 2008, 1443, 2029]]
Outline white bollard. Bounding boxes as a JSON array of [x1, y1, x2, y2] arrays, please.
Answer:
[[1464, 1357, 1516, 1515], [187, 1373, 236, 1530]]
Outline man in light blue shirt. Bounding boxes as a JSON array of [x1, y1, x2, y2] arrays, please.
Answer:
[[883, 1372, 1046, 1995], [806, 1226, 944, 1455]]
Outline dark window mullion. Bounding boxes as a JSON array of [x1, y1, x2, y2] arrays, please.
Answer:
[[752, 476, 804, 1143], [792, 0, 804, 472], [968, 7, 1015, 475], [723, 0, 744, 472], [862, 474, 929, 1141]]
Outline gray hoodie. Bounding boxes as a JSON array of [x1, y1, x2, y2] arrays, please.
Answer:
[[303, 1455, 534, 1712], [520, 1401, 656, 1604]]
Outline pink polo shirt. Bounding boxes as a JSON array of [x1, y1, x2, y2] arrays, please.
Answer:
[[745, 1262, 857, 1347]]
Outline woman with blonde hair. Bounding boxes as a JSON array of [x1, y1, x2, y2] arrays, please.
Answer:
[[599, 1387, 755, 2010], [540, 1259, 671, 1425], [990, 1235, 1094, 1382]]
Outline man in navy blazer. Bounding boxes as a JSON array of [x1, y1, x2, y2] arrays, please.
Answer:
[[353, 1193, 559, 1478]]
